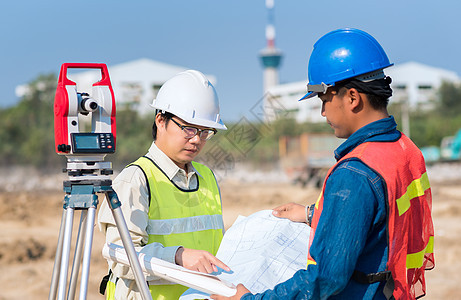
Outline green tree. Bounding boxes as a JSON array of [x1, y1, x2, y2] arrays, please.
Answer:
[[111, 108, 153, 169], [0, 73, 59, 169], [437, 81, 461, 117], [389, 80, 461, 148]]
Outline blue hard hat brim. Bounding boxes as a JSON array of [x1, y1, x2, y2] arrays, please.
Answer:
[[299, 91, 316, 101]]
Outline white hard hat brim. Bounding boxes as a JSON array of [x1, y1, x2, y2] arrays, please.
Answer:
[[150, 103, 227, 130]]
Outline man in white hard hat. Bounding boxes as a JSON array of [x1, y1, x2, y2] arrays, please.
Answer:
[[98, 70, 230, 299]]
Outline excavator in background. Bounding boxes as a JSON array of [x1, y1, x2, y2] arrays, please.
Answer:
[[278, 133, 343, 188], [420, 128, 461, 164]]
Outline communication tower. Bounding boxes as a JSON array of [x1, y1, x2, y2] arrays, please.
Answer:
[[259, 0, 283, 93], [259, 0, 283, 121]]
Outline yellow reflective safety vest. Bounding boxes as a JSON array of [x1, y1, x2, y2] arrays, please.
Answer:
[[106, 156, 224, 300]]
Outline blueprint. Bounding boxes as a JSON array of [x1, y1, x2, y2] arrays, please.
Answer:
[[180, 210, 310, 299]]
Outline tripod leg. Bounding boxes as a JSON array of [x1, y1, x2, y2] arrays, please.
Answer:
[[79, 207, 96, 300], [106, 192, 152, 300], [58, 207, 75, 300], [49, 209, 67, 300], [68, 210, 88, 300]]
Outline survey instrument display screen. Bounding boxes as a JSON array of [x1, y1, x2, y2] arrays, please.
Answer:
[[71, 133, 115, 153], [75, 134, 99, 149]]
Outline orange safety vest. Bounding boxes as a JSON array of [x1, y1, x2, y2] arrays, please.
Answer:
[[307, 134, 435, 299]]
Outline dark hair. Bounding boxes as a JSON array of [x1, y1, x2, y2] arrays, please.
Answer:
[[365, 93, 389, 110], [152, 111, 175, 140], [334, 77, 392, 111]]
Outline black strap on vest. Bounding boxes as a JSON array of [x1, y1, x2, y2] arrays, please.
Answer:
[[99, 270, 112, 295], [99, 270, 150, 296], [352, 270, 395, 300], [352, 270, 391, 284]]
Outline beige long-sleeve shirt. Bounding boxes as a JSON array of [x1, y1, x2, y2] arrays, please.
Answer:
[[97, 141, 204, 299]]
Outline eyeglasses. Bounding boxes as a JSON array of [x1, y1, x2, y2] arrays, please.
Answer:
[[169, 118, 217, 140]]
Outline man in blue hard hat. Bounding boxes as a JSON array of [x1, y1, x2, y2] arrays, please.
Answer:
[[212, 28, 435, 299]]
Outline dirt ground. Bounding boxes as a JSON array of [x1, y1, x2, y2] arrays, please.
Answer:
[[0, 175, 459, 299]]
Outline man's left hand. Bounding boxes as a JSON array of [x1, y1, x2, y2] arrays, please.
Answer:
[[210, 284, 251, 300], [272, 202, 307, 223]]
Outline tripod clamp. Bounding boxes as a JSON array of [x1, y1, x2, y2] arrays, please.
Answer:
[[62, 176, 122, 214]]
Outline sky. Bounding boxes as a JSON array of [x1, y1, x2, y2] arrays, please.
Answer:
[[1, 0, 460, 122]]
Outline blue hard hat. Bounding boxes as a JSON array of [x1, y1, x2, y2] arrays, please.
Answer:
[[300, 28, 393, 100]]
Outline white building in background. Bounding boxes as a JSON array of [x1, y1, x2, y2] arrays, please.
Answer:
[[386, 61, 459, 109], [266, 61, 461, 123], [16, 58, 216, 115], [266, 80, 319, 123]]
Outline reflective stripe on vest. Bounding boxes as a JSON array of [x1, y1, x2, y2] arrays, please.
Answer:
[[307, 134, 434, 299], [407, 235, 434, 269], [147, 214, 224, 235], [396, 172, 430, 216]]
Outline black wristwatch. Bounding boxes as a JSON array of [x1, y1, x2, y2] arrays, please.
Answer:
[[307, 203, 315, 227]]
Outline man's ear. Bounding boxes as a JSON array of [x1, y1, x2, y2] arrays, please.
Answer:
[[155, 113, 166, 130], [346, 88, 363, 112]]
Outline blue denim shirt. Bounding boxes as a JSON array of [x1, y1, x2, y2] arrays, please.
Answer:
[[242, 116, 401, 300]]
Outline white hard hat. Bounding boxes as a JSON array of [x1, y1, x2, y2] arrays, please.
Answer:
[[151, 70, 227, 130]]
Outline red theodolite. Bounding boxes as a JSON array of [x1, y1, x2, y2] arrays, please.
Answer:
[[54, 63, 116, 157], [49, 63, 152, 300]]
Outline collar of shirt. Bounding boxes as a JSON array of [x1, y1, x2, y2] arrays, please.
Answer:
[[334, 115, 401, 161], [146, 141, 202, 189]]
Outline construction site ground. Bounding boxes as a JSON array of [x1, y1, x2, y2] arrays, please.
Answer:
[[0, 166, 459, 299]]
